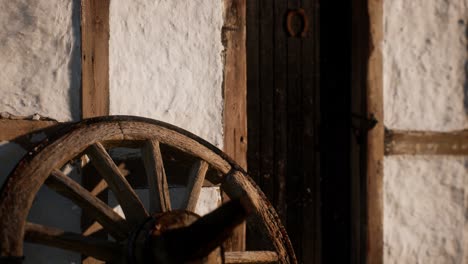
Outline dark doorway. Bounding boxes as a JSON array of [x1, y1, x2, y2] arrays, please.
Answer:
[[247, 1, 365, 263]]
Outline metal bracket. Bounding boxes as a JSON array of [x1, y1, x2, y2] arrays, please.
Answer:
[[351, 113, 378, 144]]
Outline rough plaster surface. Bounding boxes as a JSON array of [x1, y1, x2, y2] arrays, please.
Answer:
[[109, 0, 225, 147], [383, 0, 468, 131], [0, 0, 81, 121], [384, 156, 468, 263]]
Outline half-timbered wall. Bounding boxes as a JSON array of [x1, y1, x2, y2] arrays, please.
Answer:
[[0, 1, 227, 192], [0, 1, 231, 262]]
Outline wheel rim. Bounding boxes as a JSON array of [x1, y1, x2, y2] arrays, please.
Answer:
[[0, 116, 296, 263]]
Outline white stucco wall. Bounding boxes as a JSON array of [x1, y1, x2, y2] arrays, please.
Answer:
[[384, 0, 468, 132], [0, 0, 81, 122], [383, 0, 468, 263], [109, 0, 225, 148], [384, 156, 468, 263]]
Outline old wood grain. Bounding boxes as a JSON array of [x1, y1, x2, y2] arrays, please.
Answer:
[[118, 120, 232, 174], [222, 170, 297, 263], [385, 129, 468, 155], [184, 160, 209, 212], [86, 142, 148, 226], [223, 0, 247, 170], [81, 2, 110, 262], [0, 119, 59, 141], [45, 169, 130, 240], [225, 251, 278, 263], [142, 140, 171, 213], [24, 222, 121, 262], [366, 0, 384, 263], [222, 0, 247, 252], [81, 0, 110, 118]]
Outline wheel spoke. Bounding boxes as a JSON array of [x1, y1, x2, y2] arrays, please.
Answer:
[[86, 142, 148, 226], [224, 251, 278, 263], [82, 221, 103, 237], [183, 160, 209, 211], [45, 169, 130, 240], [24, 222, 122, 263], [142, 140, 171, 212], [87, 163, 131, 197]]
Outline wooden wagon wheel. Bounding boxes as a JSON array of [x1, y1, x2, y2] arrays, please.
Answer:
[[0, 116, 296, 264]]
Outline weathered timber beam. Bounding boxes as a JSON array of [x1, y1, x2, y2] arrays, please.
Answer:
[[80, 1, 110, 263], [223, 0, 247, 170], [366, 0, 384, 263], [81, 0, 110, 118], [222, 0, 247, 252], [385, 129, 468, 155], [0, 119, 59, 141]]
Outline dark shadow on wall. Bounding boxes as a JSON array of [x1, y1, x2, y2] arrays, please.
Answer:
[[0, 142, 27, 189], [69, 0, 82, 121]]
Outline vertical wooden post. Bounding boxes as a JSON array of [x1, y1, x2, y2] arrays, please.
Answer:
[[81, 0, 110, 119], [223, 0, 247, 252], [366, 0, 383, 263], [80, 1, 110, 263]]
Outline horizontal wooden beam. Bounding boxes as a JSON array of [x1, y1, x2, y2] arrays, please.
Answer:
[[0, 119, 59, 141], [385, 129, 468, 155]]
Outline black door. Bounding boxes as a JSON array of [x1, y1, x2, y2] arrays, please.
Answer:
[[247, 1, 358, 263]]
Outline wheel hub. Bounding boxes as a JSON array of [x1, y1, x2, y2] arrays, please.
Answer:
[[128, 210, 196, 263]]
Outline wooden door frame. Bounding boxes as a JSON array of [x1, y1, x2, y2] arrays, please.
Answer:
[[365, 0, 383, 263], [351, 0, 384, 263], [222, 0, 247, 251]]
